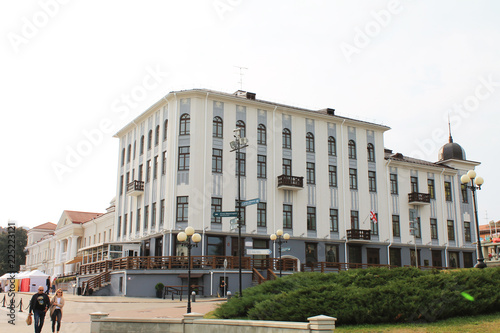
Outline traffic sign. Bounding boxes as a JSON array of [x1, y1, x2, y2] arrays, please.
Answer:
[[241, 198, 261, 207], [230, 218, 239, 230], [213, 211, 238, 218], [247, 249, 272, 255], [281, 247, 291, 252]]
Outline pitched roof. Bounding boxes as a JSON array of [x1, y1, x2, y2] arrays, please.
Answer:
[[384, 150, 454, 169], [64, 210, 103, 224], [32, 222, 57, 230]]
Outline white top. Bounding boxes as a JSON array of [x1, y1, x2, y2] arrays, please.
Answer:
[[55, 298, 61, 310]]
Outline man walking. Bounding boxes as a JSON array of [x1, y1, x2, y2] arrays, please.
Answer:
[[29, 286, 51, 333]]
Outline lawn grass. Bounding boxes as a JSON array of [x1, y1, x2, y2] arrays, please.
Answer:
[[335, 312, 500, 332]]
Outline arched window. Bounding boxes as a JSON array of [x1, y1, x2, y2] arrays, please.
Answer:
[[282, 128, 291, 149], [367, 143, 375, 162], [306, 132, 315, 152], [328, 136, 336, 156], [148, 130, 153, 150], [179, 113, 190, 135], [140, 136, 145, 155], [213, 116, 223, 138], [257, 124, 266, 145], [155, 125, 160, 146], [127, 144, 131, 163], [236, 120, 246, 138], [163, 120, 168, 141], [348, 140, 356, 159]]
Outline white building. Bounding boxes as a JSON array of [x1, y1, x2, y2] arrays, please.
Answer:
[[25, 222, 57, 275], [105, 88, 480, 296]]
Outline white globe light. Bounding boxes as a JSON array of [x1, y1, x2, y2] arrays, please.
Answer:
[[276, 229, 283, 236], [461, 174, 470, 184], [284, 233, 290, 240], [270, 234, 277, 241], [474, 176, 484, 186], [177, 232, 187, 242], [467, 170, 476, 179], [192, 233, 202, 243], [185, 226, 195, 236]]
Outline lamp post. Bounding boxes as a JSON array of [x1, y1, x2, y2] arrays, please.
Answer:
[[177, 226, 201, 313], [230, 128, 248, 297], [270, 229, 290, 277], [460, 170, 486, 269]]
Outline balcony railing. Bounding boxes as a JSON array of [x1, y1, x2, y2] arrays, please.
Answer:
[[408, 192, 431, 205], [277, 175, 304, 190], [127, 180, 144, 196], [347, 229, 371, 240]]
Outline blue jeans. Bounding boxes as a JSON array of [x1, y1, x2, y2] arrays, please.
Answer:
[[33, 309, 46, 333]]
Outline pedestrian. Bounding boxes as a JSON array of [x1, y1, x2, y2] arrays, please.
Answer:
[[29, 285, 51, 333], [50, 289, 65, 333]]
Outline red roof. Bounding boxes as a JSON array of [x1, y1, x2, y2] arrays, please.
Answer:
[[64, 210, 103, 224], [32, 222, 57, 230]]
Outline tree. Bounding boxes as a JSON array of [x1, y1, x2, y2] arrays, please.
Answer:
[[0, 226, 28, 276]]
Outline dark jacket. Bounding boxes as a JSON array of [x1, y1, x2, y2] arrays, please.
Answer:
[[29, 292, 51, 313]]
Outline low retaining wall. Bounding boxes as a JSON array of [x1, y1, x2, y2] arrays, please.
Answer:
[[90, 312, 336, 333]]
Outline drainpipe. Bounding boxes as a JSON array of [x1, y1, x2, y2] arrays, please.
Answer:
[[340, 119, 348, 264], [202, 92, 209, 256], [168, 93, 178, 256], [272, 106, 277, 259]]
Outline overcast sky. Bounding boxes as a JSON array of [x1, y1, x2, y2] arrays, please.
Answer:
[[1, 0, 499, 229]]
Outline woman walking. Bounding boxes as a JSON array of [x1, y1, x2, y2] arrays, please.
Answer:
[[50, 289, 65, 333]]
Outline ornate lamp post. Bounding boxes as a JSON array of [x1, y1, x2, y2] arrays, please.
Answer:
[[230, 128, 248, 297], [177, 226, 201, 313], [460, 170, 486, 268], [270, 229, 290, 277]]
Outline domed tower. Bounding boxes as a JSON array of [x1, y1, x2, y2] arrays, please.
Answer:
[[438, 122, 466, 161]]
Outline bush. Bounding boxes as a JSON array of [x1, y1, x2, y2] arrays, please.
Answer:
[[215, 267, 500, 326], [155, 282, 164, 291]]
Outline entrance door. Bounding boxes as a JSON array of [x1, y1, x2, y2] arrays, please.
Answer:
[[155, 236, 163, 256], [367, 248, 380, 265], [231, 237, 245, 267], [390, 248, 401, 267], [305, 243, 318, 268], [463, 252, 473, 268], [348, 245, 362, 268]]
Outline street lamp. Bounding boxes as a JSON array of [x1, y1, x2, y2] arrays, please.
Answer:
[[177, 226, 202, 313], [461, 170, 486, 268], [230, 128, 248, 297], [270, 229, 290, 277]]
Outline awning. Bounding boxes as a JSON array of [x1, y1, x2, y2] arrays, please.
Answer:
[[178, 273, 204, 279], [65, 256, 83, 265]]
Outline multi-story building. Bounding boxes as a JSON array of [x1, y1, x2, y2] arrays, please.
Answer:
[[25, 222, 57, 274], [103, 88, 481, 297]]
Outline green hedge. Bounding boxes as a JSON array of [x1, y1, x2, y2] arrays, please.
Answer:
[[214, 267, 500, 326]]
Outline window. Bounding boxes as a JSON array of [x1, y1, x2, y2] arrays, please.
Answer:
[[160, 199, 165, 226], [133, 141, 136, 159], [162, 151, 166, 175], [138, 164, 143, 181], [121, 148, 125, 166], [428, 179, 435, 199], [328, 165, 337, 187], [123, 214, 127, 235], [447, 220, 455, 241], [350, 211, 359, 229], [349, 168, 358, 190], [146, 159, 151, 182], [212, 149, 223, 173], [257, 155, 267, 178], [461, 184, 468, 203], [211, 198, 222, 223], [155, 125, 160, 146], [371, 213, 378, 235], [127, 144, 131, 163], [236, 152, 246, 176], [236, 120, 246, 137], [148, 130, 153, 150], [411, 176, 418, 193], [136, 208, 141, 232], [179, 113, 190, 135], [153, 156, 158, 179], [257, 202, 266, 227], [257, 124, 266, 145], [328, 136, 336, 156], [236, 200, 246, 225], [414, 218, 421, 238], [283, 159, 292, 176], [430, 218, 438, 239], [306, 162, 315, 184], [306, 132, 315, 152], [368, 171, 377, 192], [444, 181, 452, 201], [390, 174, 398, 194], [283, 204, 292, 229], [117, 217, 121, 238], [144, 205, 149, 229], [348, 140, 356, 159], [392, 215, 400, 237], [163, 119, 168, 141], [140, 135, 144, 155], [176, 197, 188, 223], [307, 207, 316, 230], [282, 128, 291, 149], [151, 202, 157, 228], [367, 143, 375, 162], [330, 209, 338, 232], [464, 222, 471, 242], [213, 116, 223, 138], [207, 236, 225, 256], [119, 175, 123, 195], [178, 147, 190, 171]]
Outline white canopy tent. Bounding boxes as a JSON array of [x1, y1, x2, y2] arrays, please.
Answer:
[[26, 270, 50, 293]]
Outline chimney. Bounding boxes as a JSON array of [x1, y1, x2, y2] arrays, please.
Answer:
[[319, 108, 335, 115], [234, 90, 256, 100]]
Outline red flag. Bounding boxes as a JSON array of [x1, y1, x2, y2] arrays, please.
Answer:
[[370, 211, 377, 223]]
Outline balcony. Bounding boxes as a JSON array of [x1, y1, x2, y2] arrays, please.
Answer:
[[408, 192, 431, 205], [127, 180, 144, 196], [347, 229, 371, 240], [277, 175, 304, 190]]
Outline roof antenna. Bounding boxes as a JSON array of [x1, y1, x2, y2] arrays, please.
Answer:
[[235, 66, 248, 90], [448, 113, 453, 143]]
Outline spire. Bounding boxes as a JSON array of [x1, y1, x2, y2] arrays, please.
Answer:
[[448, 113, 453, 143]]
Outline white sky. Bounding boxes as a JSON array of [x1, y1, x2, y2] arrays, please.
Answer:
[[1, 0, 499, 229]]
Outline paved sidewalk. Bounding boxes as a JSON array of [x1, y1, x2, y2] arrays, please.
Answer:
[[0, 292, 225, 333]]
